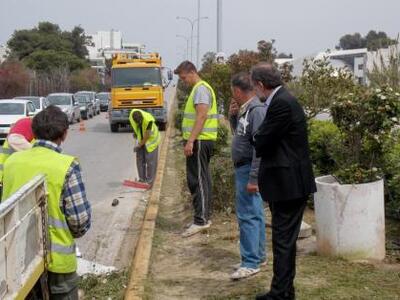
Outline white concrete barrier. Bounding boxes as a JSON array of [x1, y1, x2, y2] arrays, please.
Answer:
[[314, 175, 385, 261]]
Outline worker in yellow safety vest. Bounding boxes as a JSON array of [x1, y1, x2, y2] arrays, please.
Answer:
[[129, 109, 161, 187], [2, 106, 91, 299], [0, 117, 35, 200], [174, 60, 218, 238]]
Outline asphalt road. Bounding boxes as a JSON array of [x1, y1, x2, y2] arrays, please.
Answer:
[[62, 87, 175, 271]]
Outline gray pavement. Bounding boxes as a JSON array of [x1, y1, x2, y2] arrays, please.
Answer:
[[61, 87, 174, 270]]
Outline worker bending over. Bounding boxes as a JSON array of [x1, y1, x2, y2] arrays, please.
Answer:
[[129, 109, 161, 187]]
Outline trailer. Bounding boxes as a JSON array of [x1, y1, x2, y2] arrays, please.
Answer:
[[0, 175, 48, 299]]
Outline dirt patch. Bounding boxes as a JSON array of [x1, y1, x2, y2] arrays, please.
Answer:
[[144, 138, 400, 300]]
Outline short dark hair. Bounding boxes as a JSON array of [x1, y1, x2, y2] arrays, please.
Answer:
[[132, 111, 143, 123], [32, 105, 69, 141], [250, 63, 283, 89], [231, 72, 253, 93], [174, 61, 197, 75]]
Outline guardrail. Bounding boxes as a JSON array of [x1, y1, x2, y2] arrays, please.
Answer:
[[0, 175, 48, 300]]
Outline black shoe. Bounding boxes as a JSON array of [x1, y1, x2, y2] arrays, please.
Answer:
[[255, 293, 271, 300]]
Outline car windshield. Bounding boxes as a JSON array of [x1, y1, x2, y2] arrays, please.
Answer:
[[76, 92, 95, 101], [112, 67, 162, 87], [48, 95, 71, 106], [75, 95, 89, 105], [97, 94, 110, 102], [15, 97, 41, 109], [0, 103, 25, 115]]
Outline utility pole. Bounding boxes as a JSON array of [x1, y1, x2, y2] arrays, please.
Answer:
[[177, 15, 208, 64], [217, 0, 222, 53], [196, 0, 201, 68], [176, 35, 190, 60]]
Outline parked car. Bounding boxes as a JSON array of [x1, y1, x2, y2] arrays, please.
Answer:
[[96, 92, 110, 112], [47, 93, 81, 124], [14, 96, 49, 113], [0, 99, 36, 144], [75, 91, 100, 115], [74, 94, 94, 120]]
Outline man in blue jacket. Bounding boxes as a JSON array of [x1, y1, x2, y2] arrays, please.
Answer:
[[229, 72, 267, 280]]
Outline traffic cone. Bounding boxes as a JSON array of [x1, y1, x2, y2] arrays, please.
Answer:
[[79, 120, 86, 132]]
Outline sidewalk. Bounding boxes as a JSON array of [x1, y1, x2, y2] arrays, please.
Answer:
[[143, 136, 400, 300]]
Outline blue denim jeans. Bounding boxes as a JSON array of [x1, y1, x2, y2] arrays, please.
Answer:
[[235, 164, 266, 269]]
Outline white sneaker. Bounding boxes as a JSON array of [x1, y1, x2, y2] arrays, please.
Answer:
[[230, 267, 260, 280], [233, 260, 267, 270], [182, 222, 211, 238], [75, 246, 82, 258], [185, 220, 212, 229]]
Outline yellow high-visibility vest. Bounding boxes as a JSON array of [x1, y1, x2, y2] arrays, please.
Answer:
[[0, 141, 14, 183], [129, 109, 161, 153], [2, 146, 77, 273], [182, 80, 218, 141]]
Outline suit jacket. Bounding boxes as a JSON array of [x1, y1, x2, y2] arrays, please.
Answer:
[[254, 87, 317, 202]]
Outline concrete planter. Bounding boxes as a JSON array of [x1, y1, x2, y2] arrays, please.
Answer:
[[314, 175, 385, 261]]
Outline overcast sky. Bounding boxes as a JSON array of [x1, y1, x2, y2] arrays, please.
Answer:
[[1, 0, 399, 68]]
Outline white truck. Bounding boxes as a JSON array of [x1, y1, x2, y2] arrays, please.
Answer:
[[0, 175, 48, 299]]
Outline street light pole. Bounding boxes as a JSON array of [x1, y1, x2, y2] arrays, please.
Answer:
[[177, 15, 209, 64], [196, 0, 201, 68], [217, 0, 223, 53], [176, 35, 190, 60], [176, 17, 195, 62]]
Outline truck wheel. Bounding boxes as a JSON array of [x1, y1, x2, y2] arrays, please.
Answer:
[[158, 122, 167, 131], [110, 123, 119, 132]]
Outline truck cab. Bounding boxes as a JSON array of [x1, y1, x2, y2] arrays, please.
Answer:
[[109, 52, 171, 132]]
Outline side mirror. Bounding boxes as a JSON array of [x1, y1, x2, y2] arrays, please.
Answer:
[[168, 70, 173, 81]]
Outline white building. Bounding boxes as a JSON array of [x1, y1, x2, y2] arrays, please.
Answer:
[[277, 46, 399, 85], [87, 30, 123, 60], [87, 30, 145, 61]]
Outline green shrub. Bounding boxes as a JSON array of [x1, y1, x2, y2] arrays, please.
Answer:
[[211, 122, 235, 214], [214, 124, 230, 156], [211, 152, 235, 214], [308, 120, 341, 176], [383, 130, 400, 218], [330, 86, 400, 184]]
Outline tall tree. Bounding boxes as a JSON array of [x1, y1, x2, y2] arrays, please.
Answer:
[[63, 26, 91, 59], [338, 33, 365, 50], [338, 31, 396, 51], [257, 39, 277, 62], [7, 22, 88, 72], [201, 51, 216, 73]]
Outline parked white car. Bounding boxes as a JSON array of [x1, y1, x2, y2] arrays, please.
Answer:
[[0, 99, 36, 144], [47, 93, 81, 124], [14, 96, 49, 113]]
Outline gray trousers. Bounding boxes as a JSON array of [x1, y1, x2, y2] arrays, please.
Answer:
[[136, 146, 159, 185], [48, 271, 79, 300]]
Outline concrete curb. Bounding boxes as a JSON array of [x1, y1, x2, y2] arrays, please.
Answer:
[[124, 89, 176, 300]]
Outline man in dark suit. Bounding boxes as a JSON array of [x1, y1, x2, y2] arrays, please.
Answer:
[[251, 63, 317, 300]]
